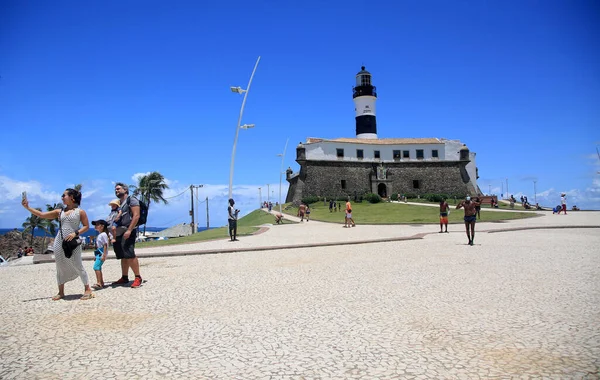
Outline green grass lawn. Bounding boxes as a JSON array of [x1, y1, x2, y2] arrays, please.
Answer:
[[285, 201, 537, 224], [136, 209, 289, 248]]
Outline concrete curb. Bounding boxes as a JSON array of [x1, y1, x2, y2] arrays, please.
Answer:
[[486, 225, 600, 233]]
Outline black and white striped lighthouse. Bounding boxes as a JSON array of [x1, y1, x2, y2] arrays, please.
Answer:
[[353, 66, 378, 139]]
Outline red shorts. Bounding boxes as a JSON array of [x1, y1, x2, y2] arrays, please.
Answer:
[[440, 216, 448, 223]]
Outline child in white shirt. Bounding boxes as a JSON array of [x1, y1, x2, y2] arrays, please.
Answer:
[[91, 220, 110, 289]]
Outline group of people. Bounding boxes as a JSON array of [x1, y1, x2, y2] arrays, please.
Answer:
[[297, 203, 311, 222], [20, 183, 144, 301], [439, 196, 482, 246], [16, 246, 35, 258]]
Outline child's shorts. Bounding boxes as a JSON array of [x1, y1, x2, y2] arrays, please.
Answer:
[[93, 252, 104, 271]]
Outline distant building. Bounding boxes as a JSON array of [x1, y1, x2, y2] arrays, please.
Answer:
[[286, 67, 480, 203]]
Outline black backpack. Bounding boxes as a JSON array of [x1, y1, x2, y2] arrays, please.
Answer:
[[126, 196, 149, 227]]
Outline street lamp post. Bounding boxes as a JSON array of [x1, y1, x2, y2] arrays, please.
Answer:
[[229, 56, 261, 200], [506, 178, 509, 200], [533, 180, 537, 204], [258, 187, 262, 209], [277, 138, 289, 214], [267, 184, 270, 203]]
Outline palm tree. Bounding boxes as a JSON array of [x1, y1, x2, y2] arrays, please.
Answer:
[[132, 171, 169, 235], [22, 208, 50, 247], [41, 204, 61, 251]]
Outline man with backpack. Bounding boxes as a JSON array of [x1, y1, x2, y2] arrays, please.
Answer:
[[113, 182, 144, 288]]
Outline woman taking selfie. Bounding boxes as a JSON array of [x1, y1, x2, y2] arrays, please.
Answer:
[[21, 188, 94, 300]]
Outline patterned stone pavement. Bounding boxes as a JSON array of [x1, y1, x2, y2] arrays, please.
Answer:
[[0, 217, 599, 379]]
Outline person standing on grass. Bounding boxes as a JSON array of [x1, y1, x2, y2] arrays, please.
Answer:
[[456, 196, 480, 246], [112, 183, 143, 288], [228, 198, 240, 241], [439, 198, 450, 233]]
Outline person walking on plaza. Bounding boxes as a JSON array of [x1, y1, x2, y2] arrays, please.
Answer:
[[305, 205, 311, 222], [91, 219, 109, 289], [557, 193, 567, 215], [456, 196, 480, 246], [112, 183, 143, 288], [298, 203, 306, 222], [345, 197, 356, 227], [228, 198, 240, 241], [439, 198, 450, 233], [21, 188, 94, 300]]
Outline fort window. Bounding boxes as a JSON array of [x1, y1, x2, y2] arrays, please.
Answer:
[[432, 149, 439, 158], [413, 180, 421, 189], [416, 149, 424, 159], [374, 150, 381, 159], [393, 150, 401, 161], [341, 180, 347, 189], [403, 150, 410, 159], [336, 148, 344, 158], [356, 149, 364, 159]]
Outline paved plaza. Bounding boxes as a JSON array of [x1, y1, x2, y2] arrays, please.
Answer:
[[1, 211, 599, 379]]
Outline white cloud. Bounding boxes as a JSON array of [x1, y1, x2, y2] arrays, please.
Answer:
[[0, 175, 60, 203]]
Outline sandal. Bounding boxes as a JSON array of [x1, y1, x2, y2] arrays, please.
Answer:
[[52, 294, 64, 301], [91, 284, 104, 290], [80, 292, 95, 301]]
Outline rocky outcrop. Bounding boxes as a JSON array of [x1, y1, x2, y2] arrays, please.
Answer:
[[0, 230, 50, 260]]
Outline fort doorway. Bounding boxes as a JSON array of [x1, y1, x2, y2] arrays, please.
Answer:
[[378, 183, 387, 198]]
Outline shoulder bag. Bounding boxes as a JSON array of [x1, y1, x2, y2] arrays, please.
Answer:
[[59, 209, 81, 259]]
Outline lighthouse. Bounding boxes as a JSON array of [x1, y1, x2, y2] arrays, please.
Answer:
[[353, 66, 378, 139]]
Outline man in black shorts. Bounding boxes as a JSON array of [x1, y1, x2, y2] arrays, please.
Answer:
[[456, 196, 480, 246], [113, 182, 143, 288]]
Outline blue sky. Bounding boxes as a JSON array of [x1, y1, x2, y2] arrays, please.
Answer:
[[1, 0, 599, 228]]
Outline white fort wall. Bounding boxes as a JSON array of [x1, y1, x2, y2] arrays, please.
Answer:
[[442, 138, 478, 189], [304, 141, 447, 162]]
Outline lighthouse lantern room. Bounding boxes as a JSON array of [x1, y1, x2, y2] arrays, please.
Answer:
[[353, 66, 378, 139]]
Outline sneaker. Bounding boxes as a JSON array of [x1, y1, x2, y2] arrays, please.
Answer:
[[114, 277, 129, 285], [131, 277, 142, 288]]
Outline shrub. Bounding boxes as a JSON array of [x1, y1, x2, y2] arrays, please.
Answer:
[[364, 193, 382, 204], [404, 193, 418, 199], [423, 193, 447, 203], [390, 193, 399, 201], [301, 196, 320, 205]]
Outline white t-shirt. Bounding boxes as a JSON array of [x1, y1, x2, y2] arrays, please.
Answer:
[[96, 232, 109, 249], [561, 196, 566, 205]]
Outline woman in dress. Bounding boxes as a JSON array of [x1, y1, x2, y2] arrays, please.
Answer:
[[21, 188, 94, 300]]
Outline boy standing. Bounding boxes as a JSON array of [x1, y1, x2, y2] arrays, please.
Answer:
[[439, 198, 449, 233]]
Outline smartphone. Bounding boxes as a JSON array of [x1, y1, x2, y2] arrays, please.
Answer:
[[22, 191, 27, 201]]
